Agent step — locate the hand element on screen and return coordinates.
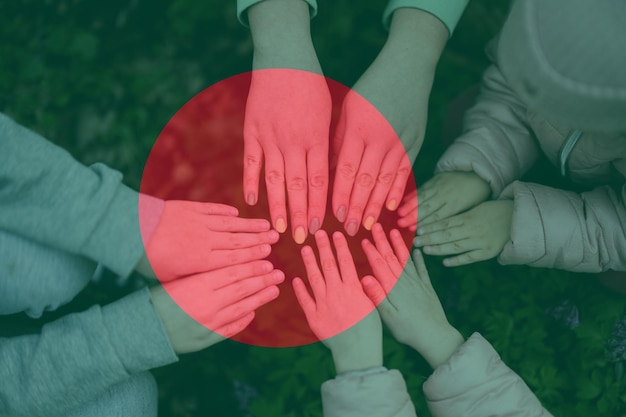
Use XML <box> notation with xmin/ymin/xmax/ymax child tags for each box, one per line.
<box><xmin>243</xmin><ymin>69</ymin><xmax>332</xmax><ymax>244</ymax></box>
<box><xmin>360</xmin><ymin>224</ymin><xmax>464</xmax><ymax>368</ymax></box>
<box><xmin>331</xmin><ymin>8</ymin><xmax>447</xmax><ymax>237</ymax></box>
<box><xmin>150</xmin><ymin>260</ymin><xmax>284</xmax><ymax>354</ymax></box>
<box><xmin>406</xmin><ymin>171</ymin><xmax>491</xmax><ymax>229</ymax></box>
<box><xmin>144</xmin><ymin>201</ymin><xmax>279</xmax><ymax>282</ymax></box>
<box><xmin>292</xmin><ymin>230</ymin><xmax>383</xmax><ymax>374</ymax></box>
<box><xmin>413</xmin><ymin>200</ymin><xmax>514</xmax><ymax>267</ymax></box>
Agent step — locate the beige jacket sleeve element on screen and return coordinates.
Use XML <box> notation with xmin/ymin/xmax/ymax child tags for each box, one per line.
<box><xmin>424</xmin><ymin>333</ymin><xmax>553</xmax><ymax>417</ymax></box>
<box><xmin>321</xmin><ymin>368</ymin><xmax>417</xmax><ymax>417</ymax></box>
<box><xmin>435</xmin><ymin>64</ymin><xmax>539</xmax><ymax>198</ymax></box>
<box><xmin>497</xmin><ymin>178</ymin><xmax>626</xmax><ymax>272</ymax></box>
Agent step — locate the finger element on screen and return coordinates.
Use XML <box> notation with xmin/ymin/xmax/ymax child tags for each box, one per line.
<box><xmin>314</xmin><ymin>230</ymin><xmax>341</xmax><ymax>286</ymax></box>
<box><xmin>242</xmin><ymin>137</ymin><xmax>263</xmax><ymax>206</ymax></box>
<box><xmin>389</xmin><ymin>228</ymin><xmax>410</xmax><ymax>265</ymax></box>
<box><xmin>217</xmin><ymin>285</ymin><xmax>280</xmax><ymax>325</ymax></box>
<box><xmin>416</xmin><ymin>216</ymin><xmax>464</xmax><ymax>236</ymax></box>
<box><xmin>264</xmin><ymin>148</ymin><xmax>288</xmax><ymax>234</ymax></box>
<box><xmin>292</xmin><ymin>277</ymin><xmax>316</xmax><ymax>317</ymax></box>
<box><xmin>177</xmin><ymin>201</ymin><xmax>239</xmax><ymax>216</ymax></box>
<box><xmin>410</xmin><ymin>248</ymin><xmax>432</xmax><ymax>286</ymax></box>
<box><xmin>212</xmin><ymin>230</ymin><xmax>279</xmax><ymax>250</ymax></box>
<box><xmin>361</xmin><ymin>275</ymin><xmax>394</xmax><ymax>315</ymax></box>
<box><xmin>397</xmin><ymin>188</ymin><xmax>418</xmax><ymax>218</ymax></box>
<box><xmin>361</xmin><ymin>238</ymin><xmax>395</xmax><ymax>293</ymax></box>
<box><xmin>385</xmin><ymin>157</ymin><xmax>412</xmax><ymax>212</ymax></box>
<box><xmin>332</xmin><ymin>231</ymin><xmax>359</xmax><ymax>285</ymax></box>
<box><xmin>397</xmin><ymin>212</ymin><xmax>418</xmax><ymax>229</ymax></box>
<box><xmin>371</xmin><ymin>223</ymin><xmax>403</xmax><ymax>277</ymax></box>
<box><xmin>344</xmin><ymin>149</ymin><xmax>385</xmax><ymax>236</ymax></box>
<box><xmin>423</xmin><ymin>239</ymin><xmax>472</xmax><ymax>256</ymax></box>
<box><xmin>413</xmin><ymin>226</ymin><xmax>466</xmax><ymax>248</ymax></box>
<box><xmin>330</xmin><ymin>107</ymin><xmax>347</xmax><ymax>171</ymax></box>
<box><xmin>442</xmin><ymin>249</ymin><xmax>486</xmax><ymax>267</ymax></box>
<box><xmin>206</xmin><ymin>216</ymin><xmax>271</xmax><ymax>233</ymax></box>
<box><xmin>210</xmin><ymin>244</ymin><xmax>272</xmax><ymax>269</ymax></box>
<box><xmin>301</xmin><ymin>245</ymin><xmax>326</xmax><ymax>300</ymax></box>
<box><xmin>306</xmin><ymin>145</ymin><xmax>328</xmax><ymax>235</ymax></box>
<box><xmin>214</xmin><ymin>312</ymin><xmax>256</xmax><ymax>339</ymax></box>
<box><xmin>362</xmin><ymin>151</ymin><xmax>402</xmax><ymax>230</ymax></box>
<box><xmin>219</xmin><ymin>270</ymin><xmax>285</xmax><ymax>305</ymax></box>
<box><xmin>285</xmin><ymin>149</ymin><xmax>309</xmax><ymax>244</ymax></box>
<box><xmin>205</xmin><ymin>260</ymin><xmax>275</xmax><ymax>288</ymax></box>
<box><xmin>332</xmin><ymin>139</ymin><xmax>364</xmax><ymax>223</ymax></box>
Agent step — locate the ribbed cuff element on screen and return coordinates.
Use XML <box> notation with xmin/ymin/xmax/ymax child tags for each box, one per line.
<box><xmin>382</xmin><ymin>0</ymin><xmax>469</xmax><ymax>34</ymax></box>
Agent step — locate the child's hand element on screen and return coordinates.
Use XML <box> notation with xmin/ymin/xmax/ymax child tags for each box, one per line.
<box><xmin>151</xmin><ymin>260</ymin><xmax>283</xmax><ymax>354</ymax></box>
<box><xmin>399</xmin><ymin>171</ymin><xmax>491</xmax><ymax>230</ymax></box>
<box><xmin>144</xmin><ymin>201</ymin><xmax>279</xmax><ymax>282</ymax></box>
<box><xmin>413</xmin><ymin>200</ymin><xmax>513</xmax><ymax>267</ymax></box>
<box><xmin>361</xmin><ymin>224</ymin><xmax>464</xmax><ymax>368</ymax></box>
<box><xmin>293</xmin><ymin>231</ymin><xmax>383</xmax><ymax>374</ymax></box>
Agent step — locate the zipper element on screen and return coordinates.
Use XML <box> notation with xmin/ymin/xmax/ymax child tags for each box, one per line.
<box><xmin>559</xmin><ymin>129</ymin><xmax>583</xmax><ymax>177</ymax></box>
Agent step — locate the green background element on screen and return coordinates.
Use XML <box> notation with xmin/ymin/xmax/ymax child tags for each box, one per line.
<box><xmin>1</xmin><ymin>0</ymin><xmax>625</xmax><ymax>416</ymax></box>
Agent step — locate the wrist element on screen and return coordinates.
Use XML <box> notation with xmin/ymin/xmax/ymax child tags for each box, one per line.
<box><xmin>408</xmin><ymin>325</ymin><xmax>465</xmax><ymax>369</ymax></box>
<box><xmin>331</xmin><ymin>348</ymin><xmax>383</xmax><ymax>374</ymax></box>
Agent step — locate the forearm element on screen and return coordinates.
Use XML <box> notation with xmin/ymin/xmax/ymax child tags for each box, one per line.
<box><xmin>331</xmin><ymin>345</ymin><xmax>383</xmax><ymax>374</ymax></box>
<box><xmin>248</xmin><ymin>0</ymin><xmax>321</xmax><ymax>72</ymax></box>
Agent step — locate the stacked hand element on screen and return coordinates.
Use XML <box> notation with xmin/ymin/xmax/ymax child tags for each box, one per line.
<box><xmin>361</xmin><ymin>224</ymin><xmax>464</xmax><ymax>369</ymax></box>
<box><xmin>292</xmin><ymin>231</ymin><xmax>383</xmax><ymax>373</ymax></box>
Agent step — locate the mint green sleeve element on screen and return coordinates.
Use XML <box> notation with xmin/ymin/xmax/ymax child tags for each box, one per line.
<box><xmin>237</xmin><ymin>0</ymin><xmax>318</xmax><ymax>27</ymax></box>
<box><xmin>382</xmin><ymin>0</ymin><xmax>470</xmax><ymax>35</ymax></box>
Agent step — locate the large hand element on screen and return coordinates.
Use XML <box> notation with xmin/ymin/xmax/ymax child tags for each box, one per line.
<box><xmin>361</xmin><ymin>224</ymin><xmax>464</xmax><ymax>368</ymax></box>
<box><xmin>243</xmin><ymin>69</ymin><xmax>332</xmax><ymax>244</ymax></box>
<box><xmin>150</xmin><ymin>260</ymin><xmax>284</xmax><ymax>354</ymax></box>
<box><xmin>399</xmin><ymin>171</ymin><xmax>491</xmax><ymax>230</ymax></box>
<box><xmin>292</xmin><ymin>230</ymin><xmax>383</xmax><ymax>373</ymax></box>
<box><xmin>413</xmin><ymin>200</ymin><xmax>513</xmax><ymax>267</ymax></box>
<box><xmin>143</xmin><ymin>201</ymin><xmax>279</xmax><ymax>282</ymax></box>
<box><xmin>330</xmin><ymin>8</ymin><xmax>448</xmax><ymax>237</ymax></box>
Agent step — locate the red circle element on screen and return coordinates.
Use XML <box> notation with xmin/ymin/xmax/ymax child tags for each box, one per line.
<box><xmin>139</xmin><ymin>70</ymin><xmax>418</xmax><ymax>347</ymax></box>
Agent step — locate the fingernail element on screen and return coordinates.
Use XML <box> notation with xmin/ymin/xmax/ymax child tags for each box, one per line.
<box><xmin>269</xmin><ymin>286</ymin><xmax>280</xmax><ymax>298</ymax></box>
<box><xmin>269</xmin><ymin>230</ymin><xmax>279</xmax><ymax>241</ymax></box>
<box><xmin>336</xmin><ymin>206</ymin><xmax>347</xmax><ymax>222</ymax></box>
<box><xmin>387</xmin><ymin>200</ymin><xmax>397</xmax><ymax>211</ymax></box>
<box><xmin>262</xmin><ymin>262</ymin><xmax>273</xmax><ymax>273</ymax></box>
<box><xmin>416</xmin><ymin>228</ymin><xmax>424</xmax><ymax>235</ymax></box>
<box><xmin>413</xmin><ymin>237</ymin><xmax>422</xmax><ymax>246</ymax></box>
<box><xmin>346</xmin><ymin>220</ymin><xmax>358</xmax><ymax>236</ymax></box>
<box><xmin>246</xmin><ymin>193</ymin><xmax>256</xmax><ymax>205</ymax></box>
<box><xmin>262</xmin><ymin>244</ymin><xmax>271</xmax><ymax>254</ymax></box>
<box><xmin>294</xmin><ymin>227</ymin><xmax>306</xmax><ymax>244</ymax></box>
<box><xmin>309</xmin><ymin>217</ymin><xmax>320</xmax><ymax>234</ymax></box>
<box><xmin>364</xmin><ymin>216</ymin><xmax>375</xmax><ymax>231</ymax></box>
<box><xmin>275</xmin><ymin>218</ymin><xmax>287</xmax><ymax>233</ymax></box>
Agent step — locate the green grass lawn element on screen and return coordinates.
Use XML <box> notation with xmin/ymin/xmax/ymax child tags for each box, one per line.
<box><xmin>1</xmin><ymin>1</ymin><xmax>625</xmax><ymax>416</ymax></box>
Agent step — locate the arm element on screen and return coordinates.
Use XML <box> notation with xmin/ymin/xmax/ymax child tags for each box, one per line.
<box><xmin>0</xmin><ymin>289</ymin><xmax>177</xmax><ymax>417</ymax></box>
<box><xmin>331</xmin><ymin>8</ymin><xmax>448</xmax><ymax>235</ymax></box>
<box><xmin>498</xmin><ymin>180</ymin><xmax>626</xmax><ymax>272</ymax></box>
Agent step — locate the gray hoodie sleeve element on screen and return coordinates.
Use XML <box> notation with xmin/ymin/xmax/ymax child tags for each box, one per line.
<box><xmin>0</xmin><ymin>288</ymin><xmax>178</xmax><ymax>417</ymax></box>
<box><xmin>0</xmin><ymin>113</ymin><xmax>164</xmax><ymax>278</ymax></box>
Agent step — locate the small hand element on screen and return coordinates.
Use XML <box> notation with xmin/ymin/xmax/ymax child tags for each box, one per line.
<box><xmin>360</xmin><ymin>224</ymin><xmax>464</xmax><ymax>368</ymax></box>
<box><xmin>151</xmin><ymin>260</ymin><xmax>283</xmax><ymax>354</ymax></box>
<box><xmin>243</xmin><ymin>69</ymin><xmax>332</xmax><ymax>243</ymax></box>
<box><xmin>144</xmin><ymin>201</ymin><xmax>279</xmax><ymax>282</ymax></box>
<box><xmin>292</xmin><ymin>230</ymin><xmax>383</xmax><ymax>373</ymax></box>
<box><xmin>400</xmin><ymin>171</ymin><xmax>491</xmax><ymax>230</ymax></box>
<box><xmin>413</xmin><ymin>200</ymin><xmax>513</xmax><ymax>267</ymax></box>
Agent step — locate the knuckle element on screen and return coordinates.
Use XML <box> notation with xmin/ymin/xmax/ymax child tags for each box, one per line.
<box><xmin>227</xmin><ymin>252</ymin><xmax>240</xmax><ymax>264</ymax></box>
<box><xmin>245</xmin><ymin>155</ymin><xmax>261</xmax><ymax>168</ymax></box>
<box><xmin>287</xmin><ymin>177</ymin><xmax>306</xmax><ymax>191</ymax></box>
<box><xmin>377</xmin><ymin>172</ymin><xmax>394</xmax><ymax>185</ymax></box>
<box><xmin>452</xmin><ymin>242</ymin><xmax>464</xmax><ymax>251</ymax></box>
<box><xmin>321</xmin><ymin>259</ymin><xmax>336</xmax><ymax>272</ymax></box>
<box><xmin>309</xmin><ymin>174</ymin><xmax>327</xmax><ymax>189</ymax></box>
<box><xmin>383</xmin><ymin>252</ymin><xmax>398</xmax><ymax>264</ymax></box>
<box><xmin>397</xmin><ymin>167</ymin><xmax>411</xmax><ymax>177</ymax></box>
<box><xmin>338</xmin><ymin>163</ymin><xmax>358</xmax><ymax>180</ymax></box>
<box><xmin>266</xmin><ymin>170</ymin><xmax>284</xmax><ymax>185</ymax></box>
<box><xmin>356</xmin><ymin>173</ymin><xmax>374</xmax><ymax>188</ymax></box>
